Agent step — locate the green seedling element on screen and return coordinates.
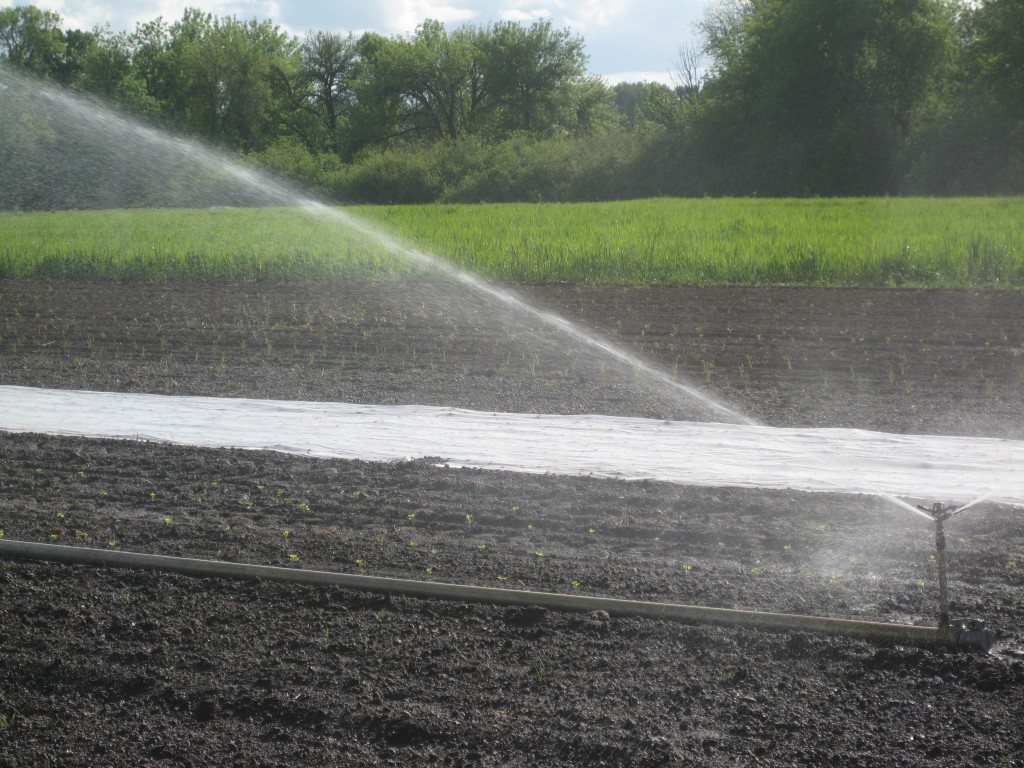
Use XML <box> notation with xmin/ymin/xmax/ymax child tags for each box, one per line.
<box><xmin>355</xmin><ymin>559</ymin><xmax>366</xmax><ymax>566</ymax></box>
<box><xmin>288</xmin><ymin>552</ymin><xmax>300</xmax><ymax>562</ymax></box>
<box><xmin>750</xmin><ymin>566</ymin><xmax>763</xmax><ymax>576</ymax></box>
<box><xmin>681</xmin><ymin>563</ymin><xmax>693</xmax><ymax>572</ymax></box>
<box><xmin>282</xmin><ymin>530</ymin><xmax>292</xmax><ymax>538</ymax></box>
<box><xmin>162</xmin><ymin>516</ymin><xmax>173</xmax><ymax>525</ymax></box>
<box><xmin>571</xmin><ymin>580</ymin><xmax>582</xmax><ymax>589</ymax></box>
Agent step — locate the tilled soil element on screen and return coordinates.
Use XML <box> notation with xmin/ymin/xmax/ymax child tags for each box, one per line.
<box><xmin>1</xmin><ymin>280</ymin><xmax>1023</xmax><ymax>767</ymax></box>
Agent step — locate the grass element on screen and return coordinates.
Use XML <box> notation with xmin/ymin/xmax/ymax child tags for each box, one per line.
<box><xmin>2</xmin><ymin>198</ymin><xmax>1023</xmax><ymax>286</ymax></box>
<box><xmin>0</xmin><ymin>207</ymin><xmax>401</xmax><ymax>281</ymax></box>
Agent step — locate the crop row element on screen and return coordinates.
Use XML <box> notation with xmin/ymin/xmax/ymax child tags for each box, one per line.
<box><xmin>1</xmin><ymin>198</ymin><xmax>1023</xmax><ymax>286</ymax></box>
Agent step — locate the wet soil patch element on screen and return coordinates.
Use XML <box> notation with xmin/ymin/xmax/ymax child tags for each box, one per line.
<box><xmin>1</xmin><ymin>280</ymin><xmax>1023</xmax><ymax>766</ymax></box>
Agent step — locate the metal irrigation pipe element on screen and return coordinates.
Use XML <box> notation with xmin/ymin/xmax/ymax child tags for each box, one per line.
<box><xmin>0</xmin><ymin>538</ymin><xmax>941</xmax><ymax>645</ymax></box>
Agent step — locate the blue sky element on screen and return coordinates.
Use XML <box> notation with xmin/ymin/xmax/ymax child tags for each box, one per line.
<box><xmin>5</xmin><ymin>0</ymin><xmax>710</xmax><ymax>85</ymax></box>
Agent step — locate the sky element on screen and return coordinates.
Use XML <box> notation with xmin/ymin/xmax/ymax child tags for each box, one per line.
<box><xmin>3</xmin><ymin>0</ymin><xmax>710</xmax><ymax>86</ymax></box>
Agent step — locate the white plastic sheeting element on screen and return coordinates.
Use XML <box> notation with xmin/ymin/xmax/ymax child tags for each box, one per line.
<box><xmin>1</xmin><ymin>385</ymin><xmax>1021</xmax><ymax>505</ymax></box>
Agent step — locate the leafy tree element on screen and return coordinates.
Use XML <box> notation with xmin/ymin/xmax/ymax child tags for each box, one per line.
<box><xmin>693</xmin><ymin>0</ymin><xmax>956</xmax><ymax>195</ymax></box>
<box><xmin>124</xmin><ymin>17</ymin><xmax>175</xmax><ymax>105</ymax></box>
<box><xmin>613</xmin><ymin>81</ymin><xmax>681</xmax><ymax>128</ymax></box>
<box><xmin>346</xmin><ymin>20</ymin><xmax>491</xmax><ymax>151</ymax></box>
<box><xmin>0</xmin><ymin>5</ymin><xmax>65</xmax><ymax>76</ymax></box>
<box><xmin>346</xmin><ymin>32</ymin><xmax>411</xmax><ymax>153</ymax></box>
<box><xmin>905</xmin><ymin>0</ymin><xmax>1024</xmax><ymax>194</ymax></box>
<box><xmin>969</xmin><ymin>0</ymin><xmax>1024</xmax><ymax>119</ymax></box>
<box><xmin>478</xmin><ymin>20</ymin><xmax>588</xmax><ymax>134</ymax></box>
<box><xmin>560</xmin><ymin>76</ymin><xmax>617</xmax><ymax>134</ymax></box>
<box><xmin>302</xmin><ymin>30</ymin><xmax>358</xmax><ymax>139</ymax></box>
<box><xmin>400</xmin><ymin>20</ymin><xmax>488</xmax><ymax>140</ymax></box>
<box><xmin>162</xmin><ymin>11</ymin><xmax>300</xmax><ymax>151</ymax></box>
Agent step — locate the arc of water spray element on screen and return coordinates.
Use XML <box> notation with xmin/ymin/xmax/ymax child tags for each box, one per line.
<box><xmin>296</xmin><ymin>200</ymin><xmax>759</xmax><ymax>427</ymax></box>
<box><xmin>9</xmin><ymin>64</ymin><xmax>755</xmax><ymax>427</ymax></box>
<box><xmin>10</xmin><ymin>71</ymin><xmax>1012</xmax><ymax>508</ymax></box>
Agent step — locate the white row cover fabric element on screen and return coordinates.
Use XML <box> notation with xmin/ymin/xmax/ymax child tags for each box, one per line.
<box><xmin>1</xmin><ymin>385</ymin><xmax>1021</xmax><ymax>507</ymax></box>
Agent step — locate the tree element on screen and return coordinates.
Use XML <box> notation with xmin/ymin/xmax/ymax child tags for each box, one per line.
<box><xmin>478</xmin><ymin>20</ymin><xmax>588</xmax><ymax>134</ymax></box>
<box><xmin>672</xmin><ymin>42</ymin><xmax>707</xmax><ymax>102</ymax></box>
<box><xmin>690</xmin><ymin>0</ymin><xmax>957</xmax><ymax>195</ymax></box>
<box><xmin>905</xmin><ymin>0</ymin><xmax>1024</xmax><ymax>194</ymax></box>
<box><xmin>163</xmin><ymin>11</ymin><xmax>300</xmax><ymax>151</ymax></box>
<box><xmin>125</xmin><ymin>17</ymin><xmax>174</xmax><ymax>104</ymax></box>
<box><xmin>613</xmin><ymin>81</ymin><xmax>680</xmax><ymax>128</ymax></box>
<box><xmin>970</xmin><ymin>0</ymin><xmax>1024</xmax><ymax>119</ymax></box>
<box><xmin>300</xmin><ymin>30</ymin><xmax>359</xmax><ymax>147</ymax></box>
<box><xmin>0</xmin><ymin>5</ymin><xmax>65</xmax><ymax>76</ymax></box>
<box><xmin>401</xmin><ymin>20</ymin><xmax>487</xmax><ymax>140</ymax></box>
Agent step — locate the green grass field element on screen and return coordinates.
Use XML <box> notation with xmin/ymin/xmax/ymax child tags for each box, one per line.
<box><xmin>2</xmin><ymin>198</ymin><xmax>1022</xmax><ymax>286</ymax></box>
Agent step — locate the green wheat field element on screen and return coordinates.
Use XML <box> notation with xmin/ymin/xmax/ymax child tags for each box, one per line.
<box><xmin>2</xmin><ymin>198</ymin><xmax>1022</xmax><ymax>286</ymax></box>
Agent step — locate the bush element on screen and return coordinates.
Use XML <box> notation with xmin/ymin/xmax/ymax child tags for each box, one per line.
<box><xmin>241</xmin><ymin>128</ymin><xmax>702</xmax><ymax>205</ymax></box>
<box><xmin>330</xmin><ymin>145</ymin><xmax>444</xmax><ymax>204</ymax></box>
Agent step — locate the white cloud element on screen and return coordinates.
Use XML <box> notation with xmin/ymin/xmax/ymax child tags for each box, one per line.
<box><xmin>379</xmin><ymin>0</ymin><xmax>479</xmax><ymax>35</ymax></box>
<box><xmin>498</xmin><ymin>8</ymin><xmax>550</xmax><ymax>23</ymax></box>
<box><xmin>563</xmin><ymin>0</ymin><xmax>632</xmax><ymax>29</ymax></box>
<box><xmin>601</xmin><ymin>69</ymin><xmax>674</xmax><ymax>87</ymax></box>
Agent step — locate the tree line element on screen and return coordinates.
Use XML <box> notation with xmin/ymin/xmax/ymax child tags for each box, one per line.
<box><xmin>1</xmin><ymin>1</ymin><xmax>1022</xmax><ymax>202</ymax></box>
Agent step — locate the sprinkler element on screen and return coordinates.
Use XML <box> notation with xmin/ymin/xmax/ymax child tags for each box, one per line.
<box><xmin>917</xmin><ymin>501</ymin><xmax>994</xmax><ymax>653</ymax></box>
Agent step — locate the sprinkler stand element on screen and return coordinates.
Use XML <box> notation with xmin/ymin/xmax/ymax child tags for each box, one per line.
<box><xmin>917</xmin><ymin>501</ymin><xmax>994</xmax><ymax>653</ymax></box>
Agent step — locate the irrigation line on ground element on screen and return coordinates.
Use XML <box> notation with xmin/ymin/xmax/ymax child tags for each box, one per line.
<box><xmin>0</xmin><ymin>539</ymin><xmax>941</xmax><ymax>645</ymax></box>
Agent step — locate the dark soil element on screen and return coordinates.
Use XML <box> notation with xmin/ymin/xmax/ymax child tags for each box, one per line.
<box><xmin>1</xmin><ymin>280</ymin><xmax>1023</xmax><ymax>767</ymax></box>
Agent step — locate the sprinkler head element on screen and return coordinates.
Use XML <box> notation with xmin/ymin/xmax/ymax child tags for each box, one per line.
<box><xmin>917</xmin><ymin>501</ymin><xmax>956</xmax><ymax>522</ymax></box>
